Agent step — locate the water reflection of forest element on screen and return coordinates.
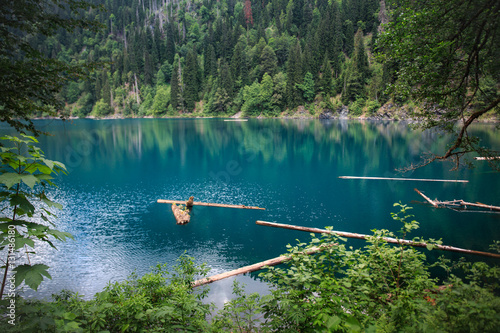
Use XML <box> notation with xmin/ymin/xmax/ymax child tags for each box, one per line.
<box><xmin>42</xmin><ymin>119</ymin><xmax>499</xmax><ymax>175</ymax></box>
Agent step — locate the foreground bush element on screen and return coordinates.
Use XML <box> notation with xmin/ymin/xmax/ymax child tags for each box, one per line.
<box><xmin>1</xmin><ymin>204</ymin><xmax>499</xmax><ymax>332</ymax></box>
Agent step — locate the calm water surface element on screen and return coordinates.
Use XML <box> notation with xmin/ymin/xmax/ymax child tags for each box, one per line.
<box><xmin>2</xmin><ymin>118</ymin><xmax>499</xmax><ymax>306</ymax></box>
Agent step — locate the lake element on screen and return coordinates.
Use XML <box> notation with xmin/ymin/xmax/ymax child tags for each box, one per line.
<box><xmin>2</xmin><ymin>118</ymin><xmax>499</xmax><ymax>306</ymax></box>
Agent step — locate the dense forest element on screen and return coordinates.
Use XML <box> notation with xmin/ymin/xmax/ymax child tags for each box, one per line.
<box><xmin>34</xmin><ymin>0</ymin><xmax>389</xmax><ymax>118</ymax></box>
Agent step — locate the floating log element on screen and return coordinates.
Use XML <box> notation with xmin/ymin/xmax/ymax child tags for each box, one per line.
<box><xmin>224</xmin><ymin>119</ymin><xmax>248</xmax><ymax>122</ymax></box>
<box><xmin>158</xmin><ymin>199</ymin><xmax>265</xmax><ymax>210</ymax></box>
<box><xmin>414</xmin><ymin>189</ymin><xmax>438</xmax><ymax>208</ymax></box>
<box><xmin>339</xmin><ymin>176</ymin><xmax>468</xmax><ymax>183</ymax></box>
<box><xmin>414</xmin><ymin>189</ymin><xmax>500</xmax><ymax>212</ymax></box>
<box><xmin>192</xmin><ymin>244</ymin><xmax>333</xmax><ymax>288</ymax></box>
<box><xmin>255</xmin><ymin>221</ymin><xmax>500</xmax><ymax>259</ymax></box>
<box><xmin>171</xmin><ymin>204</ymin><xmax>191</xmax><ymax>224</ymax></box>
<box><xmin>475</xmin><ymin>156</ymin><xmax>500</xmax><ymax>160</ymax></box>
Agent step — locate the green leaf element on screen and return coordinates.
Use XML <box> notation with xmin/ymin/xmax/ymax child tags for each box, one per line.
<box><xmin>345</xmin><ymin>316</ymin><xmax>361</xmax><ymax>332</ymax></box>
<box><xmin>35</xmin><ymin>174</ymin><xmax>54</xmax><ymax>182</ymax></box>
<box><xmin>35</xmin><ymin>163</ymin><xmax>52</xmax><ymax>175</ymax></box>
<box><xmin>20</xmin><ymin>174</ymin><xmax>39</xmax><ymax>189</ymax></box>
<box><xmin>42</xmin><ymin>158</ymin><xmax>55</xmax><ymax>170</ymax></box>
<box><xmin>0</xmin><ymin>173</ymin><xmax>22</xmax><ymax>189</ymax></box>
<box><xmin>10</xmin><ymin>194</ymin><xmax>36</xmax><ymax>215</ymax></box>
<box><xmin>47</xmin><ymin>229</ymin><xmax>74</xmax><ymax>241</ymax></box>
<box><xmin>63</xmin><ymin>312</ymin><xmax>77</xmax><ymax>321</ymax></box>
<box><xmin>15</xmin><ymin>237</ymin><xmax>35</xmax><ymax>250</ymax></box>
<box><xmin>325</xmin><ymin>315</ymin><xmax>341</xmax><ymax>329</ymax></box>
<box><xmin>41</xmin><ymin>193</ymin><xmax>63</xmax><ymax>210</ymax></box>
<box><xmin>14</xmin><ymin>264</ymin><xmax>52</xmax><ymax>290</ymax></box>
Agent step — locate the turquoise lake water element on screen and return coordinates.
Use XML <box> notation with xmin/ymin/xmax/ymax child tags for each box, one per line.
<box><xmin>2</xmin><ymin>118</ymin><xmax>499</xmax><ymax>306</ymax></box>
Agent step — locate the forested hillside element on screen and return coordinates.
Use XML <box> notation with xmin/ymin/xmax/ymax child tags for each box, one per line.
<box><xmin>38</xmin><ymin>0</ymin><xmax>388</xmax><ymax>118</ymax></box>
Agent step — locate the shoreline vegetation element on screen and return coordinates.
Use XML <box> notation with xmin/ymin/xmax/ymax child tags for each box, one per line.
<box><xmin>2</xmin><ymin>204</ymin><xmax>500</xmax><ymax>332</ymax></box>
<box><xmin>34</xmin><ymin>102</ymin><xmax>500</xmax><ymax>123</ymax></box>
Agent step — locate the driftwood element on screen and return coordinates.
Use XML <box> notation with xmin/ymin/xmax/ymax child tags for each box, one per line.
<box><xmin>339</xmin><ymin>176</ymin><xmax>468</xmax><ymax>183</ymax></box>
<box><xmin>475</xmin><ymin>156</ymin><xmax>500</xmax><ymax>160</ymax></box>
<box><xmin>414</xmin><ymin>189</ymin><xmax>438</xmax><ymax>208</ymax></box>
<box><xmin>158</xmin><ymin>199</ymin><xmax>265</xmax><ymax>210</ymax></box>
<box><xmin>192</xmin><ymin>245</ymin><xmax>333</xmax><ymax>288</ymax></box>
<box><xmin>415</xmin><ymin>188</ymin><xmax>500</xmax><ymax>212</ymax></box>
<box><xmin>255</xmin><ymin>221</ymin><xmax>500</xmax><ymax>259</ymax></box>
<box><xmin>171</xmin><ymin>204</ymin><xmax>191</xmax><ymax>224</ymax></box>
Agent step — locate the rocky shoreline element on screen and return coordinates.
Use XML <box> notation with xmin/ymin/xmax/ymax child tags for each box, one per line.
<box><xmin>33</xmin><ymin>103</ymin><xmax>499</xmax><ymax>123</ymax></box>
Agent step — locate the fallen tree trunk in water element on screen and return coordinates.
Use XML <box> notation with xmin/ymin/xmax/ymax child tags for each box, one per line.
<box><xmin>415</xmin><ymin>188</ymin><xmax>500</xmax><ymax>212</ymax></box>
<box><xmin>158</xmin><ymin>199</ymin><xmax>265</xmax><ymax>210</ymax></box>
<box><xmin>339</xmin><ymin>176</ymin><xmax>468</xmax><ymax>183</ymax></box>
<box><xmin>172</xmin><ymin>204</ymin><xmax>191</xmax><ymax>224</ymax></box>
<box><xmin>192</xmin><ymin>244</ymin><xmax>334</xmax><ymax>287</ymax></box>
<box><xmin>255</xmin><ymin>221</ymin><xmax>500</xmax><ymax>259</ymax></box>
<box><xmin>414</xmin><ymin>188</ymin><xmax>438</xmax><ymax>208</ymax></box>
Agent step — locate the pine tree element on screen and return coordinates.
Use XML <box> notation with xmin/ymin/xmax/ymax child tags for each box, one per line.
<box><xmin>344</xmin><ymin>20</ymin><xmax>355</xmax><ymax>56</ymax></box>
<box><xmin>165</xmin><ymin>22</ymin><xmax>176</xmax><ymax>64</ymax></box>
<box><xmin>156</xmin><ymin>68</ymin><xmax>166</xmax><ymax>86</ymax></box>
<box><xmin>260</xmin><ymin>45</ymin><xmax>278</xmax><ymax>79</ymax></box>
<box><xmin>220</xmin><ymin>60</ymin><xmax>234</xmax><ymax>97</ymax></box>
<box><xmin>144</xmin><ymin>52</ymin><xmax>154</xmax><ymax>85</ymax></box>
<box><xmin>286</xmin><ymin>41</ymin><xmax>303</xmax><ymax>108</ymax></box>
<box><xmin>94</xmin><ymin>73</ymin><xmax>102</xmax><ymax>101</ymax></box>
<box><xmin>319</xmin><ymin>52</ymin><xmax>333</xmax><ymax>96</ymax></box>
<box><xmin>231</xmin><ymin>41</ymin><xmax>248</xmax><ymax>88</ymax></box>
<box><xmin>102</xmin><ymin>70</ymin><xmax>112</xmax><ymax>108</ymax></box>
<box><xmin>183</xmin><ymin>49</ymin><xmax>200</xmax><ymax>111</ymax></box>
<box><xmin>170</xmin><ymin>55</ymin><xmax>181</xmax><ymax>110</ymax></box>
<box><xmin>352</xmin><ymin>28</ymin><xmax>369</xmax><ymax>82</ymax></box>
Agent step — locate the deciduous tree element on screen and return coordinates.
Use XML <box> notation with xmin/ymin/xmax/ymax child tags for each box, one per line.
<box><xmin>0</xmin><ymin>0</ymin><xmax>102</xmax><ymax>135</ymax></box>
<box><xmin>379</xmin><ymin>0</ymin><xmax>500</xmax><ymax>169</ymax></box>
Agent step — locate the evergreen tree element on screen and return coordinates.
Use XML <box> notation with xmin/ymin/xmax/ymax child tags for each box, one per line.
<box><xmin>319</xmin><ymin>52</ymin><xmax>333</xmax><ymax>96</ymax></box>
<box><xmin>95</xmin><ymin>73</ymin><xmax>102</xmax><ymax>101</ymax></box>
<box><xmin>344</xmin><ymin>20</ymin><xmax>354</xmax><ymax>56</ymax></box>
<box><xmin>330</xmin><ymin>2</ymin><xmax>343</xmax><ymax>76</ymax></box>
<box><xmin>144</xmin><ymin>52</ymin><xmax>154</xmax><ymax>85</ymax></box>
<box><xmin>231</xmin><ymin>41</ymin><xmax>248</xmax><ymax>88</ymax></box>
<box><xmin>342</xmin><ymin>59</ymin><xmax>363</xmax><ymax>103</ymax></box>
<box><xmin>204</xmin><ymin>44</ymin><xmax>217</xmax><ymax>80</ymax></box>
<box><xmin>183</xmin><ymin>49</ymin><xmax>200</xmax><ymax>111</ymax></box>
<box><xmin>260</xmin><ymin>45</ymin><xmax>278</xmax><ymax>79</ymax></box>
<box><xmin>170</xmin><ymin>55</ymin><xmax>181</xmax><ymax>110</ymax></box>
<box><xmin>165</xmin><ymin>22</ymin><xmax>176</xmax><ymax>64</ymax></box>
<box><xmin>296</xmin><ymin>72</ymin><xmax>315</xmax><ymax>103</ymax></box>
<box><xmin>156</xmin><ymin>68</ymin><xmax>166</xmax><ymax>86</ymax></box>
<box><xmin>352</xmin><ymin>28</ymin><xmax>369</xmax><ymax>82</ymax></box>
<box><xmin>102</xmin><ymin>70</ymin><xmax>111</xmax><ymax>107</ymax></box>
<box><xmin>286</xmin><ymin>41</ymin><xmax>303</xmax><ymax>108</ymax></box>
<box><xmin>220</xmin><ymin>60</ymin><xmax>234</xmax><ymax>98</ymax></box>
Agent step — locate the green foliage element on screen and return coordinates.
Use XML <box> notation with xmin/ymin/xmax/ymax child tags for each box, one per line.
<box><xmin>91</xmin><ymin>99</ymin><xmax>112</xmax><ymax>117</ymax></box>
<box><xmin>150</xmin><ymin>85</ymin><xmax>171</xmax><ymax>116</ymax></box>
<box><xmin>366</xmin><ymin>100</ymin><xmax>381</xmax><ymax>114</ymax></box>
<box><xmin>1</xmin><ymin>204</ymin><xmax>499</xmax><ymax>331</ymax></box>
<box><xmin>296</xmin><ymin>72</ymin><xmax>316</xmax><ymax>103</ymax></box>
<box><xmin>211</xmin><ymin>281</ymin><xmax>269</xmax><ymax>332</ymax></box>
<box><xmin>0</xmin><ymin>0</ymin><xmax>103</xmax><ymax>135</ymax></box>
<box><xmin>349</xmin><ymin>98</ymin><xmax>365</xmax><ymax>116</ymax></box>
<box><xmin>0</xmin><ymin>135</ymin><xmax>71</xmax><ymax>295</ymax></box>
<box><xmin>378</xmin><ymin>0</ymin><xmax>500</xmax><ymax>164</ymax></box>
<box><xmin>255</xmin><ymin>203</ymin><xmax>500</xmax><ymax>332</ymax></box>
<box><xmin>8</xmin><ymin>0</ymin><xmax>402</xmax><ymax>119</ymax></box>
<box><xmin>0</xmin><ymin>255</ymin><xmax>212</xmax><ymax>331</ymax></box>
